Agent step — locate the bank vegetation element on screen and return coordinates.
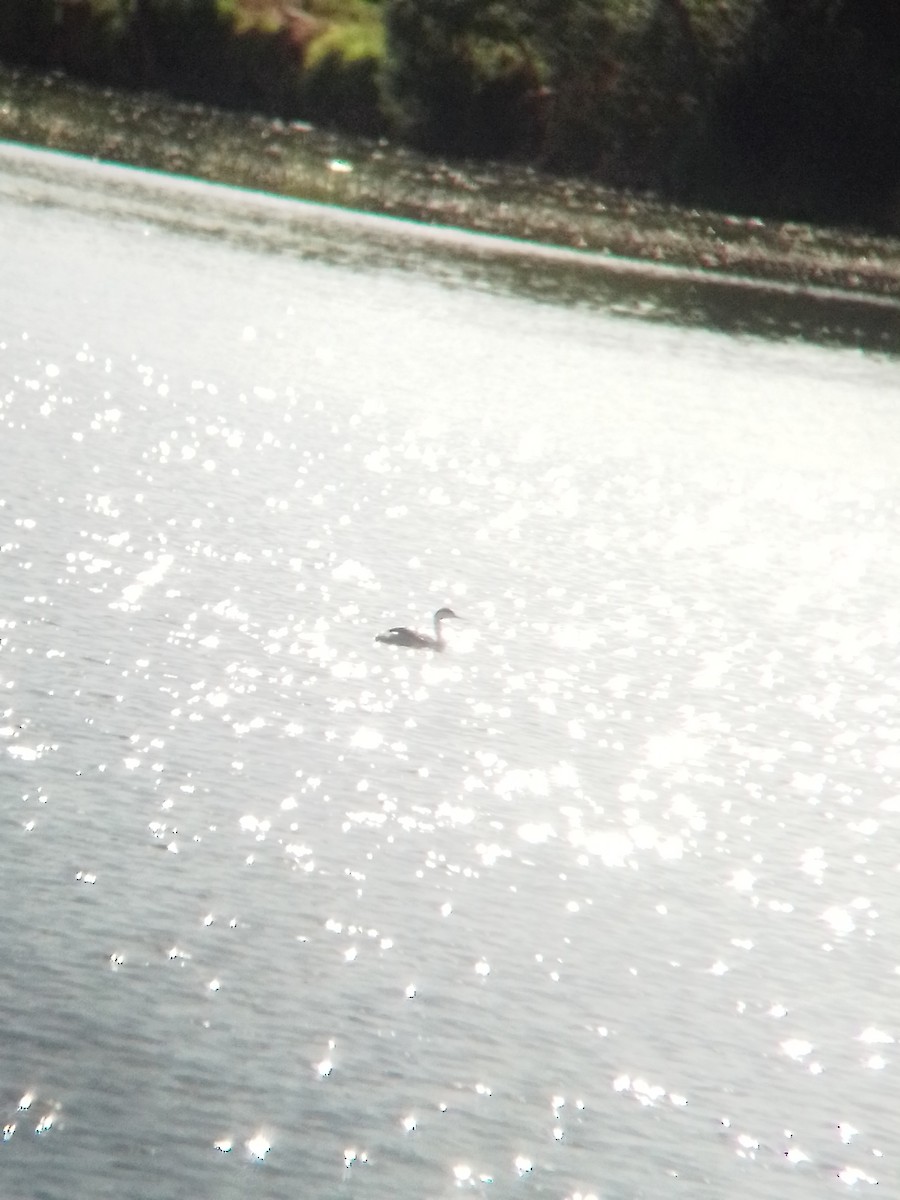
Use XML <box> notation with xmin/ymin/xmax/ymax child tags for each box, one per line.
<box><xmin>3</xmin><ymin>1</ymin><xmax>900</xmax><ymax>233</ymax></box>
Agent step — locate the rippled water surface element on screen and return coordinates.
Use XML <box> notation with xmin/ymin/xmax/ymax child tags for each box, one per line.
<box><xmin>2</xmin><ymin>143</ymin><xmax>900</xmax><ymax>1200</ymax></box>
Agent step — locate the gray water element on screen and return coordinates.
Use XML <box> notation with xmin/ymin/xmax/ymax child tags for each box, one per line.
<box><xmin>2</xmin><ymin>141</ymin><xmax>900</xmax><ymax>1199</ymax></box>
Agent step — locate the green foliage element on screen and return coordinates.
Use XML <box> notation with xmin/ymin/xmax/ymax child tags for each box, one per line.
<box><xmin>517</xmin><ymin>1</ymin><xmax>761</xmax><ymax>189</ymax></box>
<box><xmin>701</xmin><ymin>0</ymin><xmax>900</xmax><ymax>223</ymax></box>
<box><xmin>302</xmin><ymin>17</ymin><xmax>387</xmax><ymax>135</ymax></box>
<box><xmin>3</xmin><ymin>0</ymin><xmax>900</xmax><ymax>227</ymax></box>
<box><xmin>305</xmin><ymin>0</ymin><xmax>383</xmax><ymax>21</ymax></box>
<box><xmin>382</xmin><ymin>0</ymin><xmax>544</xmax><ymax>156</ymax></box>
<box><xmin>306</xmin><ymin>20</ymin><xmax>384</xmax><ymax>70</ymax></box>
<box><xmin>380</xmin><ymin>0</ymin><xmax>762</xmax><ymax>180</ymax></box>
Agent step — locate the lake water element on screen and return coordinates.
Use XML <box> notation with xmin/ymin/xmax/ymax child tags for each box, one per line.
<box><xmin>1</xmin><ymin>141</ymin><xmax>899</xmax><ymax>1199</ymax></box>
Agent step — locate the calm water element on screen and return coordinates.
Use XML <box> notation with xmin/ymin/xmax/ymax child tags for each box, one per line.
<box><xmin>2</xmin><ymin>141</ymin><xmax>900</xmax><ymax>1199</ymax></box>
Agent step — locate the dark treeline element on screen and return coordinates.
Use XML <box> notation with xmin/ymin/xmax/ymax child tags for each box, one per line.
<box><xmin>3</xmin><ymin>0</ymin><xmax>900</xmax><ymax>231</ymax></box>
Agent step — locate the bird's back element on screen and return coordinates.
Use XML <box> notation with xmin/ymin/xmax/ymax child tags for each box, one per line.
<box><xmin>375</xmin><ymin>626</ymin><xmax>435</xmax><ymax>649</ymax></box>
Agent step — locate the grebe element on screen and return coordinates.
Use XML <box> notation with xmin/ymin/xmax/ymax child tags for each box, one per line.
<box><xmin>375</xmin><ymin>607</ymin><xmax>460</xmax><ymax>651</ymax></box>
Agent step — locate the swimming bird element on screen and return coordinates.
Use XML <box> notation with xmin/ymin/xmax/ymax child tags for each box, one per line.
<box><xmin>375</xmin><ymin>607</ymin><xmax>460</xmax><ymax>651</ymax></box>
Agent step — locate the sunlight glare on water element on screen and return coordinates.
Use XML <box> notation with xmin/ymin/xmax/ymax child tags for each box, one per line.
<box><xmin>1</xmin><ymin>147</ymin><xmax>900</xmax><ymax>1200</ymax></box>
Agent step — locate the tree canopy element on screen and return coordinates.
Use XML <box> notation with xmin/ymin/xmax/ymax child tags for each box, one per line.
<box><xmin>2</xmin><ymin>0</ymin><xmax>900</xmax><ymax>229</ymax></box>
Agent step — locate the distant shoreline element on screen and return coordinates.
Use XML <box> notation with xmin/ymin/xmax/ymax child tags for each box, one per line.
<box><xmin>4</xmin><ymin>67</ymin><xmax>900</xmax><ymax>304</ymax></box>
